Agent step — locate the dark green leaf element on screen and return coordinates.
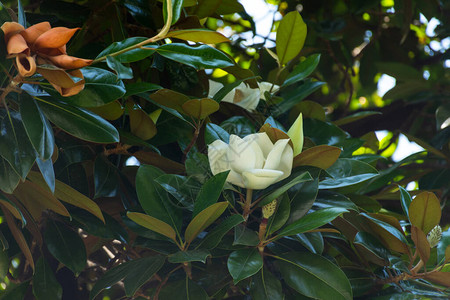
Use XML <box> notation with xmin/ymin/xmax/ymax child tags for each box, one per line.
<box><xmin>44</xmin><ymin>221</ymin><xmax>86</xmax><ymax>274</ymax></box>
<box><xmin>106</xmin><ymin>56</ymin><xmax>133</xmax><ymax>80</ymax></box>
<box><xmin>233</xmin><ymin>224</ymin><xmax>259</xmax><ymax>246</ymax></box>
<box><xmin>185</xmin><ymin>202</ymin><xmax>228</xmax><ymax>244</ymax></box>
<box><xmin>354</xmin><ymin>231</ymin><xmax>390</xmax><ymax>261</ymax></box>
<box><xmin>267</xmin><ymin>193</ymin><xmax>290</xmax><ymax>235</ymax></box>
<box><xmin>313</xmin><ymin>191</ymin><xmax>359</xmax><ymax>212</ymax></box>
<box><xmin>227</xmin><ymin>248</ymin><xmax>263</xmax><ymax>284</ymax></box>
<box><xmin>275</xmin><ymin>80</ymin><xmax>325</xmax><ymax>116</ymax></box>
<box><xmin>155</xmin><ymin>43</ymin><xmax>235</xmax><ymax>69</ymax></box>
<box><xmin>398</xmin><ymin>185</ymin><xmax>412</xmax><ymax>219</ymax></box>
<box><xmin>32</xmin><ymin>258</ymin><xmax>62</xmax><ymax>300</ymax></box>
<box><xmin>164</xmin><ymin>0</ymin><xmax>183</xmax><ymax>24</ymax></box>
<box><xmin>205</xmin><ymin>123</ymin><xmax>230</xmax><ymax>145</ymax></box>
<box><xmin>37</xmin><ymin>97</ymin><xmax>119</xmax><ymax>143</ymax></box>
<box><xmin>283</xmin><ymin>54</ymin><xmax>321</xmax><ymax>87</ymax></box>
<box><xmin>159</xmin><ymin>277</ymin><xmax>208</xmax><ymax>300</ymax></box>
<box><xmin>318</xmin><ymin>158</ymin><xmax>378</xmax><ymax>189</ymax></box>
<box><xmin>294</xmin><ymin>232</ymin><xmax>324</xmax><ymax>254</ymax></box>
<box><xmin>278</xmin><ymin>207</ymin><xmax>348</xmax><ymax>237</ymax></box>
<box><xmin>276</xmin><ymin>252</ymin><xmax>352</xmax><ymax>300</ymax></box>
<box><xmin>361</xmin><ymin>213</ymin><xmax>408</xmax><ymax>244</ymax></box>
<box><xmin>124</xmin><ymin>82</ymin><xmax>162</xmax><ymax>97</ymax></box>
<box><xmin>89</xmin><ymin>256</ymin><xmax>165</xmax><ymax>299</ymax></box>
<box><xmin>96</xmin><ymin>37</ymin><xmax>156</xmax><ymax>63</ymax></box>
<box><xmin>193</xmin><ymin>170</ymin><xmax>229</xmax><ymax>217</ymax></box>
<box><xmin>0</xmin><ymin>110</ymin><xmax>36</xmax><ymax>179</ymax></box>
<box><xmin>155</xmin><ymin>174</ymin><xmax>201</xmax><ymax>209</ymax></box>
<box><xmin>287</xmin><ymin>175</ymin><xmax>319</xmax><ymax>224</ymax></box>
<box><xmin>250</xmin><ymin>268</ymin><xmax>283</xmax><ymax>300</ymax></box>
<box><xmin>197</xmin><ymin>214</ymin><xmax>245</xmax><ymax>249</ymax></box>
<box><xmin>168</xmin><ymin>249</ymin><xmax>210</xmax><ymax>263</ymax></box>
<box><xmin>259</xmin><ymin>172</ymin><xmax>312</xmax><ymax>206</ymax></box>
<box><xmin>0</xmin><ymin>281</ymin><xmax>30</xmax><ymax>300</ymax></box>
<box><xmin>93</xmin><ymin>155</ymin><xmax>119</xmax><ymax>198</ymax></box>
<box><xmin>0</xmin><ymin>157</ymin><xmax>21</xmax><ymax>193</ymax></box>
<box><xmin>136</xmin><ymin>165</ymin><xmax>182</xmax><ymax>233</ymax></box>
<box><xmin>17</xmin><ymin>0</ymin><xmax>26</xmax><ymax>27</ymax></box>
<box><xmin>36</xmin><ymin>156</ymin><xmax>55</xmax><ymax>193</ymax></box>
<box><xmin>20</xmin><ymin>79</ymin><xmax>54</xmax><ymax>161</ymax></box>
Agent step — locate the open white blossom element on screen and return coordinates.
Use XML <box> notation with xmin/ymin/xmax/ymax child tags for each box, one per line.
<box><xmin>208</xmin><ymin>132</ymin><xmax>293</xmax><ymax>190</ymax></box>
<box><xmin>208</xmin><ymin>80</ymin><xmax>279</xmax><ymax>111</ymax></box>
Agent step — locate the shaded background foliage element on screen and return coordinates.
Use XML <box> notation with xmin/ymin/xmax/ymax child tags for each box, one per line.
<box><xmin>0</xmin><ymin>0</ymin><xmax>449</xmax><ymax>299</ymax></box>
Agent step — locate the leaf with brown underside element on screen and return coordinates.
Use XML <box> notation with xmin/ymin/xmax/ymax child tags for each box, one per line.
<box><xmin>293</xmin><ymin>145</ymin><xmax>341</xmax><ymax>169</ymax></box>
<box><xmin>411</xmin><ymin>225</ymin><xmax>430</xmax><ymax>264</ymax></box>
<box><xmin>409</xmin><ymin>191</ymin><xmax>441</xmax><ymax>234</ymax></box>
<box><xmin>423</xmin><ymin>272</ymin><xmax>450</xmax><ymax>287</ymax></box>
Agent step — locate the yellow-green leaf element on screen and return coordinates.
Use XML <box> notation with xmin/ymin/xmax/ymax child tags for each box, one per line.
<box><xmin>0</xmin><ymin>199</ymin><xmax>22</xmax><ymax>223</ymax></box>
<box><xmin>409</xmin><ymin>191</ymin><xmax>441</xmax><ymax>234</ymax></box>
<box><xmin>185</xmin><ymin>202</ymin><xmax>228</xmax><ymax>245</ymax></box>
<box><xmin>126</xmin><ymin>101</ymin><xmax>157</xmax><ymax>140</ymax></box>
<box><xmin>127</xmin><ymin>212</ymin><xmax>177</xmax><ymax>243</ymax></box>
<box><xmin>166</xmin><ymin>29</ymin><xmax>230</xmax><ymax>44</ymax></box>
<box><xmin>293</xmin><ymin>145</ymin><xmax>341</xmax><ymax>169</ymax></box>
<box><xmin>297</xmin><ymin>100</ymin><xmax>326</xmax><ymax>121</ymax></box>
<box><xmin>88</xmin><ymin>100</ymin><xmax>124</xmax><ymax>121</ymax></box>
<box><xmin>149</xmin><ymin>89</ymin><xmax>190</xmax><ymax>113</ymax></box>
<box><xmin>182</xmin><ymin>98</ymin><xmax>220</xmax><ymax>119</ymax></box>
<box><xmin>276</xmin><ymin>11</ymin><xmax>307</xmax><ymax>66</ymax></box>
<box><xmin>411</xmin><ymin>225</ymin><xmax>430</xmax><ymax>264</ymax></box>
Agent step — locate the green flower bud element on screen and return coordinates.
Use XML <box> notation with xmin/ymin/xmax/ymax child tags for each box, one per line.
<box><xmin>427</xmin><ymin>225</ymin><xmax>442</xmax><ymax>248</ymax></box>
<box><xmin>262</xmin><ymin>200</ymin><xmax>278</xmax><ymax>219</ymax></box>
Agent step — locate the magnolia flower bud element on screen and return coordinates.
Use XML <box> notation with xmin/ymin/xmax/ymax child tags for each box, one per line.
<box><xmin>208</xmin><ymin>132</ymin><xmax>293</xmax><ymax>190</ymax></box>
<box><xmin>262</xmin><ymin>200</ymin><xmax>278</xmax><ymax>219</ymax></box>
<box><xmin>427</xmin><ymin>225</ymin><xmax>442</xmax><ymax>248</ymax></box>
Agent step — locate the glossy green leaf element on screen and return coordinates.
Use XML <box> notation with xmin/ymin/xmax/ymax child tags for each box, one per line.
<box><xmin>44</xmin><ymin>221</ymin><xmax>87</xmax><ymax>274</ymax></box>
<box><xmin>277</xmin><ymin>207</ymin><xmax>348</xmax><ymax>237</ymax></box>
<box><xmin>106</xmin><ymin>56</ymin><xmax>133</xmax><ymax>80</ymax></box>
<box><xmin>166</xmin><ymin>29</ymin><xmax>230</xmax><ymax>44</ymax></box>
<box><xmin>267</xmin><ymin>194</ymin><xmax>290</xmax><ymax>235</ymax></box>
<box><xmin>197</xmin><ymin>214</ymin><xmax>245</xmax><ymax>249</ymax></box>
<box><xmin>276</xmin><ymin>11</ymin><xmax>307</xmax><ymax>65</ymax></box>
<box><xmin>250</xmin><ymin>268</ymin><xmax>283</xmax><ymax>300</ymax></box>
<box><xmin>295</xmin><ymin>232</ymin><xmax>324</xmax><ymax>254</ymax></box>
<box><xmin>276</xmin><ymin>252</ymin><xmax>352</xmax><ymax>300</ymax></box>
<box><xmin>94</xmin><ymin>155</ymin><xmax>119</xmax><ymax>198</ymax></box>
<box><xmin>0</xmin><ymin>157</ymin><xmax>21</xmax><ymax>193</ymax></box>
<box><xmin>126</xmin><ymin>101</ymin><xmax>157</xmax><ymax>140</ymax></box>
<box><xmin>227</xmin><ymin>248</ymin><xmax>263</xmax><ymax>284</ymax></box>
<box><xmin>398</xmin><ymin>185</ymin><xmax>412</xmax><ymax>219</ymax></box>
<box><xmin>136</xmin><ymin>165</ymin><xmax>182</xmax><ymax>233</ymax></box>
<box><xmin>96</xmin><ymin>37</ymin><xmax>156</xmax><ymax>63</ymax></box>
<box><xmin>409</xmin><ymin>191</ymin><xmax>441</xmax><ymax>234</ymax></box>
<box><xmin>274</xmin><ymin>80</ymin><xmax>325</xmax><ymax>117</ymax></box>
<box><xmin>124</xmin><ymin>82</ymin><xmax>162</xmax><ymax>98</ymax></box>
<box><xmin>234</xmin><ymin>224</ymin><xmax>259</xmax><ymax>246</ymax></box>
<box><xmin>193</xmin><ymin>0</ymin><xmax>222</xmax><ymax>18</ymax></box>
<box><xmin>0</xmin><ymin>110</ymin><xmax>36</xmax><ymax>179</ymax></box>
<box><xmin>354</xmin><ymin>232</ymin><xmax>390</xmax><ymax>262</ymax></box>
<box><xmin>259</xmin><ymin>172</ymin><xmax>312</xmax><ymax>206</ymax></box>
<box><xmin>155</xmin><ymin>43</ymin><xmax>235</xmax><ymax>69</ymax></box>
<box><xmin>182</xmin><ymin>98</ymin><xmax>220</xmax><ymax>119</ymax></box>
<box><xmin>313</xmin><ymin>191</ymin><xmax>359</xmax><ymax>212</ymax></box>
<box><xmin>127</xmin><ymin>212</ymin><xmax>177</xmax><ymax>243</ymax></box>
<box><xmin>32</xmin><ymin>258</ymin><xmax>62</xmax><ymax>300</ymax></box>
<box><xmin>333</xmin><ymin>111</ymin><xmax>382</xmax><ymax>126</ymax></box>
<box><xmin>89</xmin><ymin>256</ymin><xmax>165</xmax><ymax>299</ymax></box>
<box><xmin>287</xmin><ymin>176</ymin><xmax>319</xmax><ymax>224</ymax></box>
<box><xmin>159</xmin><ymin>277</ymin><xmax>208</xmax><ymax>300</ymax></box>
<box><xmin>283</xmin><ymin>54</ymin><xmax>321</xmax><ymax>87</ymax></box>
<box><xmin>37</xmin><ymin>98</ymin><xmax>119</xmax><ymax>143</ymax></box>
<box><xmin>193</xmin><ymin>171</ymin><xmax>229</xmax><ymax>217</ymax></box>
<box><xmin>20</xmin><ymin>94</ymin><xmax>54</xmax><ymax>160</ymax></box>
<box><xmin>168</xmin><ymin>249</ymin><xmax>210</xmax><ymax>263</ymax></box>
<box><xmin>318</xmin><ymin>158</ymin><xmax>378</xmax><ymax>189</ymax></box>
<box><xmin>36</xmin><ymin>156</ymin><xmax>55</xmax><ymax>193</ymax></box>
<box><xmin>185</xmin><ymin>202</ymin><xmax>228</xmax><ymax>244</ymax></box>
<box><xmin>163</xmin><ymin>0</ymin><xmax>183</xmax><ymax>24</ymax></box>
<box><xmin>155</xmin><ymin>174</ymin><xmax>201</xmax><ymax>209</ymax></box>
<box><xmin>205</xmin><ymin>123</ymin><xmax>230</xmax><ymax>145</ymax></box>
<box><xmin>17</xmin><ymin>0</ymin><xmax>26</xmax><ymax>26</ymax></box>
<box><xmin>149</xmin><ymin>88</ymin><xmax>190</xmax><ymax>114</ymax></box>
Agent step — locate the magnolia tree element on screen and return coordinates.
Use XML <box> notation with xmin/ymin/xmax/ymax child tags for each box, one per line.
<box><xmin>0</xmin><ymin>0</ymin><xmax>449</xmax><ymax>299</ymax></box>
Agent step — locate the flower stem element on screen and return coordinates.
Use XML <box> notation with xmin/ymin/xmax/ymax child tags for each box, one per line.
<box><xmin>243</xmin><ymin>189</ymin><xmax>253</xmax><ymax>221</ymax></box>
<box><xmin>92</xmin><ymin>0</ymin><xmax>173</xmax><ymax>64</ymax></box>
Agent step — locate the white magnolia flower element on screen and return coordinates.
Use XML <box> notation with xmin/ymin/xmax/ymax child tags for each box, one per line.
<box><xmin>208</xmin><ymin>132</ymin><xmax>293</xmax><ymax>190</ymax></box>
<box><xmin>208</xmin><ymin>80</ymin><xmax>280</xmax><ymax>111</ymax></box>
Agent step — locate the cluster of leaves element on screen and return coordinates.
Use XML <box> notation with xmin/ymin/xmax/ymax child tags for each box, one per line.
<box><xmin>0</xmin><ymin>0</ymin><xmax>449</xmax><ymax>299</ymax></box>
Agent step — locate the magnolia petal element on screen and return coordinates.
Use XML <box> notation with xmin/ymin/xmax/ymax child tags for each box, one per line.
<box><xmin>253</xmin><ymin>132</ymin><xmax>274</xmax><ymax>158</ymax></box>
<box><xmin>242</xmin><ymin>169</ymin><xmax>283</xmax><ymax>190</ymax></box>
<box><xmin>16</xmin><ymin>54</ymin><xmax>36</xmax><ymax>77</ymax></box>
<box><xmin>258</xmin><ymin>81</ymin><xmax>279</xmax><ymax>96</ymax></box>
<box><xmin>208</xmin><ymin>140</ymin><xmax>231</xmax><ymax>175</ymax></box>
<box><xmin>227</xmin><ymin>169</ymin><xmax>245</xmax><ymax>188</ymax></box>
<box><xmin>21</xmin><ymin>22</ymin><xmax>51</xmax><ymax>44</ymax></box>
<box><xmin>208</xmin><ymin>80</ymin><xmax>224</xmax><ymax>98</ymax></box>
<box><xmin>277</xmin><ymin>143</ymin><xmax>294</xmax><ymax>181</ymax></box>
<box><xmin>264</xmin><ymin>139</ymin><xmax>290</xmax><ymax>170</ymax></box>
<box><xmin>34</xmin><ymin>27</ymin><xmax>79</xmax><ymax>49</ymax></box>
<box><xmin>1</xmin><ymin>22</ymin><xmax>24</xmax><ymax>40</ymax></box>
<box><xmin>6</xmin><ymin>34</ymin><xmax>29</xmax><ymax>55</ymax></box>
<box><xmin>232</xmin><ymin>82</ymin><xmax>260</xmax><ymax>110</ymax></box>
<box><xmin>46</xmin><ymin>54</ymin><xmax>93</xmax><ymax>69</ymax></box>
<box><xmin>228</xmin><ymin>134</ymin><xmax>258</xmax><ymax>173</ymax></box>
<box><xmin>243</xmin><ymin>134</ymin><xmax>265</xmax><ymax>169</ymax></box>
<box><xmin>56</xmin><ymin>70</ymin><xmax>85</xmax><ymax>97</ymax></box>
<box><xmin>37</xmin><ymin>67</ymin><xmax>85</xmax><ymax>97</ymax></box>
<box><xmin>287</xmin><ymin>113</ymin><xmax>304</xmax><ymax>156</ymax></box>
